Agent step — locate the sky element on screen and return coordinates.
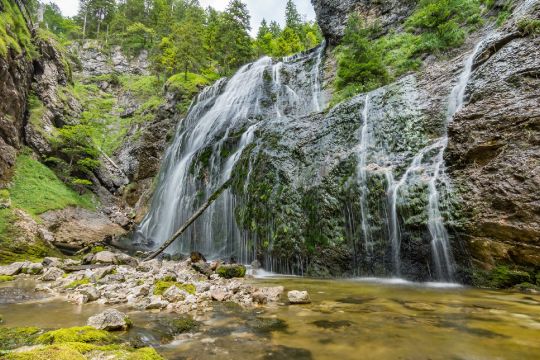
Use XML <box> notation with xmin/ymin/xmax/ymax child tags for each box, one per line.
<box><xmin>48</xmin><ymin>0</ymin><xmax>316</xmax><ymax>35</ymax></box>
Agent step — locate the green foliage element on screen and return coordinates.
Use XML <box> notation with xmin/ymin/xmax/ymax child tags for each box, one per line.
<box><xmin>64</xmin><ymin>278</ymin><xmax>91</xmax><ymax>289</ymax></box>
<box><xmin>0</xmin><ymin>327</ymin><xmax>42</xmax><ymax>350</ymax></box>
<box><xmin>10</xmin><ymin>152</ymin><xmax>95</xmax><ymax>216</ymax></box>
<box><xmin>254</xmin><ymin>0</ymin><xmax>323</xmax><ymax>58</ymax></box>
<box><xmin>517</xmin><ymin>18</ymin><xmax>540</xmax><ymax>36</ymax></box>
<box><xmin>0</xmin><ymin>275</ymin><xmax>15</xmax><ymax>282</ymax></box>
<box><xmin>0</xmin><ymin>0</ymin><xmax>35</xmax><ymax>58</ymax></box>
<box><xmin>216</xmin><ymin>264</ymin><xmax>247</xmax><ymax>279</ymax></box>
<box><xmin>334</xmin><ymin>0</ymin><xmax>484</xmax><ymax>103</ymax></box>
<box><xmin>42</xmin><ymin>3</ymin><xmax>81</xmax><ymax>41</ymax></box>
<box><xmin>153</xmin><ymin>281</ymin><xmax>196</xmax><ymax>295</ymax></box>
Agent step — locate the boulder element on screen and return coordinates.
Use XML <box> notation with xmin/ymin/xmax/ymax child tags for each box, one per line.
<box><xmin>216</xmin><ymin>264</ymin><xmax>246</xmax><ymax>279</ymax></box>
<box><xmin>87</xmin><ymin>309</ymin><xmax>131</xmax><ymax>331</ymax></box>
<box><xmin>92</xmin><ymin>251</ymin><xmax>118</xmax><ymax>264</ymax></box>
<box><xmin>21</xmin><ymin>262</ymin><xmax>44</xmax><ymax>275</ymax></box>
<box><xmin>287</xmin><ymin>290</ymin><xmax>311</xmax><ymax>304</ymax></box>
<box><xmin>162</xmin><ymin>285</ymin><xmax>187</xmax><ymax>303</ymax></box>
<box><xmin>39</xmin><ymin>267</ymin><xmax>64</xmax><ymax>281</ymax></box>
<box><xmin>0</xmin><ymin>262</ymin><xmax>24</xmax><ymax>276</ymax></box>
<box><xmin>192</xmin><ymin>261</ymin><xmax>213</xmax><ymax>277</ymax></box>
<box><xmin>210</xmin><ymin>288</ymin><xmax>231</xmax><ymax>302</ymax></box>
<box><xmin>116</xmin><ymin>253</ymin><xmax>138</xmax><ymax>267</ymax></box>
<box><xmin>190</xmin><ymin>251</ymin><xmax>206</xmax><ymax>263</ymax></box>
<box><xmin>252</xmin><ymin>286</ymin><xmax>285</xmax><ymax>304</ymax></box>
<box><xmin>146</xmin><ymin>296</ymin><xmax>169</xmax><ymax>310</ymax></box>
<box><xmin>79</xmin><ymin>286</ymin><xmax>100</xmax><ymax>301</ymax></box>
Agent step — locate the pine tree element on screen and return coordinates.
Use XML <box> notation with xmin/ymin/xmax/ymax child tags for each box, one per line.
<box><xmin>285</xmin><ymin>0</ymin><xmax>301</xmax><ymax>29</ymax></box>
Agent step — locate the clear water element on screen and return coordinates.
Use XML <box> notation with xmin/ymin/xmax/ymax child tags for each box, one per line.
<box><xmin>2</xmin><ymin>279</ymin><xmax>539</xmax><ymax>359</ymax></box>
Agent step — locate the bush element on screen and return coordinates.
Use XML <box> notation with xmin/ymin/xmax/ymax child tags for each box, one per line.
<box><xmin>517</xmin><ymin>18</ymin><xmax>540</xmax><ymax>36</ymax></box>
<box><xmin>216</xmin><ymin>264</ymin><xmax>247</xmax><ymax>279</ymax></box>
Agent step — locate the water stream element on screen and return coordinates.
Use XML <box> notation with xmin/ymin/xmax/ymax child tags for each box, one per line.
<box><xmin>2</xmin><ymin>279</ymin><xmax>539</xmax><ymax>359</ymax></box>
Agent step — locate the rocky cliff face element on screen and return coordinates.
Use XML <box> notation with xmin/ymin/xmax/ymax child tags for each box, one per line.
<box><xmin>446</xmin><ymin>8</ymin><xmax>540</xmax><ymax>270</ymax></box>
<box><xmin>300</xmin><ymin>0</ymin><xmax>540</xmax><ymax>279</ymax></box>
<box><xmin>311</xmin><ymin>0</ymin><xmax>416</xmax><ymax>44</ymax></box>
<box><xmin>0</xmin><ymin>41</ymin><xmax>32</xmax><ymax>184</ymax></box>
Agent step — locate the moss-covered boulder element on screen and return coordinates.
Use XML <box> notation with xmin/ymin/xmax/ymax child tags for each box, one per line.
<box><xmin>216</xmin><ymin>264</ymin><xmax>246</xmax><ymax>279</ymax></box>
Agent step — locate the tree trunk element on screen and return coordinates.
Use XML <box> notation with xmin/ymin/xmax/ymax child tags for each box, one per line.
<box><xmin>144</xmin><ymin>179</ymin><xmax>232</xmax><ymax>261</ymax></box>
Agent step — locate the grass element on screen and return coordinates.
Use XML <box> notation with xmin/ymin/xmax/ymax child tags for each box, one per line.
<box><xmin>9</xmin><ymin>151</ymin><xmax>95</xmax><ymax>216</ymax></box>
<box><xmin>517</xmin><ymin>18</ymin><xmax>540</xmax><ymax>36</ymax></box>
<box><xmin>166</xmin><ymin>72</ymin><xmax>213</xmax><ymax>113</ymax></box>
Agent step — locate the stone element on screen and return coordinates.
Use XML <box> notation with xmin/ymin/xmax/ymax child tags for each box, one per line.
<box><xmin>92</xmin><ymin>251</ymin><xmax>118</xmax><ymax>264</ymax></box>
<box><xmin>210</xmin><ymin>288</ymin><xmax>231</xmax><ymax>302</ymax></box>
<box><xmin>287</xmin><ymin>290</ymin><xmax>311</xmax><ymax>304</ymax></box>
<box><xmin>87</xmin><ymin>309</ymin><xmax>131</xmax><ymax>331</ymax></box>
<box><xmin>39</xmin><ymin>267</ymin><xmax>64</xmax><ymax>281</ymax></box>
<box><xmin>68</xmin><ymin>293</ymin><xmax>89</xmax><ymax>304</ymax></box>
<box><xmin>190</xmin><ymin>252</ymin><xmax>206</xmax><ymax>263</ymax></box>
<box><xmin>192</xmin><ymin>261</ymin><xmax>213</xmax><ymax>277</ymax></box>
<box><xmin>79</xmin><ymin>286</ymin><xmax>100</xmax><ymax>301</ymax></box>
<box><xmin>42</xmin><ymin>257</ymin><xmax>62</xmax><ymax>268</ymax></box>
<box><xmin>22</xmin><ymin>262</ymin><xmax>44</xmax><ymax>275</ymax></box>
<box><xmin>92</xmin><ymin>266</ymin><xmax>115</xmax><ymax>280</ymax></box>
<box><xmin>0</xmin><ymin>262</ymin><xmax>24</xmax><ymax>276</ymax></box>
<box><xmin>116</xmin><ymin>253</ymin><xmax>138</xmax><ymax>267</ymax></box>
<box><xmin>162</xmin><ymin>285</ymin><xmax>187</xmax><ymax>303</ymax></box>
<box><xmin>252</xmin><ymin>286</ymin><xmax>284</xmax><ymax>304</ymax></box>
<box><xmin>146</xmin><ymin>296</ymin><xmax>169</xmax><ymax>310</ymax></box>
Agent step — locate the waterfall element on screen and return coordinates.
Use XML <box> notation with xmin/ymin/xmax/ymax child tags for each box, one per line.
<box><xmin>357</xmin><ymin>95</ymin><xmax>373</xmax><ymax>255</ymax></box>
<box><xmin>426</xmin><ymin>40</ymin><xmax>485</xmax><ymax>281</ymax></box>
<box><xmin>134</xmin><ymin>45</ymin><xmax>326</xmax><ymax>261</ymax></box>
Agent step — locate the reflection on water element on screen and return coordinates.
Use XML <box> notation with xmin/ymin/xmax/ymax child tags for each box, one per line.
<box><xmin>1</xmin><ymin>278</ymin><xmax>539</xmax><ymax>359</ymax></box>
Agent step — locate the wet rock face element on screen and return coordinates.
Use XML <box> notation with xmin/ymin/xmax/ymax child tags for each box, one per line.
<box><xmin>0</xmin><ymin>50</ymin><xmax>32</xmax><ymax>183</ymax></box>
<box><xmin>311</xmin><ymin>0</ymin><xmax>416</xmax><ymax>44</ymax></box>
<box><xmin>446</xmin><ymin>26</ymin><xmax>540</xmax><ymax>269</ymax></box>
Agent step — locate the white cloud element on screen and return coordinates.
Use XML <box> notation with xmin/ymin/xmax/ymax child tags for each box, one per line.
<box><xmin>50</xmin><ymin>0</ymin><xmax>316</xmax><ymax>35</ymax></box>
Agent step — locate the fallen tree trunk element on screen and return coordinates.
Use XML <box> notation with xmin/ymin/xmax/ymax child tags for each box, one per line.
<box><xmin>144</xmin><ymin>179</ymin><xmax>233</xmax><ymax>261</ymax></box>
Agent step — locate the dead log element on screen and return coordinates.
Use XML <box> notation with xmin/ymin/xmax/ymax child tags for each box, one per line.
<box><xmin>144</xmin><ymin>179</ymin><xmax>232</xmax><ymax>261</ymax></box>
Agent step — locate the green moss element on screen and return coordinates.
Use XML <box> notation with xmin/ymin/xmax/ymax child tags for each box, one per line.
<box><xmin>473</xmin><ymin>266</ymin><xmax>532</xmax><ymax>289</ymax></box>
<box><xmin>64</xmin><ymin>278</ymin><xmax>90</xmax><ymax>289</ymax></box>
<box><xmin>0</xmin><ymin>0</ymin><xmax>36</xmax><ymax>59</ymax></box>
<box><xmin>0</xmin><ymin>327</ymin><xmax>42</xmax><ymax>350</ymax></box>
<box><xmin>9</xmin><ymin>151</ymin><xmax>95</xmax><ymax>216</ymax></box>
<box><xmin>27</xmin><ymin>93</ymin><xmax>46</xmax><ymax>129</ymax></box>
<box><xmin>91</xmin><ymin>246</ymin><xmax>105</xmax><ymax>254</ymax></box>
<box><xmin>36</xmin><ymin>326</ymin><xmax>117</xmax><ymax>345</ymax></box>
<box><xmin>153</xmin><ymin>281</ymin><xmax>196</xmax><ymax>296</ymax></box>
<box><xmin>166</xmin><ymin>72</ymin><xmax>212</xmax><ymax>113</ymax></box>
<box><xmin>216</xmin><ymin>264</ymin><xmax>247</xmax><ymax>279</ymax></box>
<box><xmin>3</xmin><ymin>343</ymin><xmax>164</xmax><ymax>360</ymax></box>
<box><xmin>0</xmin><ymin>275</ymin><xmax>15</xmax><ymax>282</ymax></box>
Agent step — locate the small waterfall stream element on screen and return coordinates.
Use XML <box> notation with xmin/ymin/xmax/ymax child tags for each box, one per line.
<box><xmin>355</xmin><ymin>40</ymin><xmax>484</xmax><ymax>280</ymax></box>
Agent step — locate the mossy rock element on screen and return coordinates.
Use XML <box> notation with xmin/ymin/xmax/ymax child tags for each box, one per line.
<box><xmin>153</xmin><ymin>281</ymin><xmax>196</xmax><ymax>296</ymax></box>
<box><xmin>473</xmin><ymin>266</ymin><xmax>532</xmax><ymax>289</ymax></box>
<box><xmin>3</xmin><ymin>343</ymin><xmax>164</xmax><ymax>360</ymax></box>
<box><xmin>64</xmin><ymin>278</ymin><xmax>91</xmax><ymax>289</ymax></box>
<box><xmin>0</xmin><ymin>327</ymin><xmax>42</xmax><ymax>350</ymax></box>
<box><xmin>36</xmin><ymin>326</ymin><xmax>117</xmax><ymax>345</ymax></box>
<box><xmin>247</xmin><ymin>317</ymin><xmax>288</xmax><ymax>334</ymax></box>
<box><xmin>216</xmin><ymin>264</ymin><xmax>246</xmax><ymax>279</ymax></box>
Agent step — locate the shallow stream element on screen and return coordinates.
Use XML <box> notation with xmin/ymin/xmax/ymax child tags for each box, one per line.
<box><xmin>1</xmin><ymin>277</ymin><xmax>539</xmax><ymax>359</ymax></box>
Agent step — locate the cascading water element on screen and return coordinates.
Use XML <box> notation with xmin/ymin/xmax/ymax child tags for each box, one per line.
<box><xmin>354</xmin><ymin>39</ymin><xmax>485</xmax><ymax>280</ymax></box>
<box><xmin>134</xmin><ymin>45</ymin><xmax>326</xmax><ymax>262</ymax></box>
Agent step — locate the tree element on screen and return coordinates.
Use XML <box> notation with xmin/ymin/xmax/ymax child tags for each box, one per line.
<box><xmin>78</xmin><ymin>0</ymin><xmax>116</xmax><ymax>39</ymax></box>
<box><xmin>285</xmin><ymin>0</ymin><xmax>301</xmax><ymax>29</ymax></box>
